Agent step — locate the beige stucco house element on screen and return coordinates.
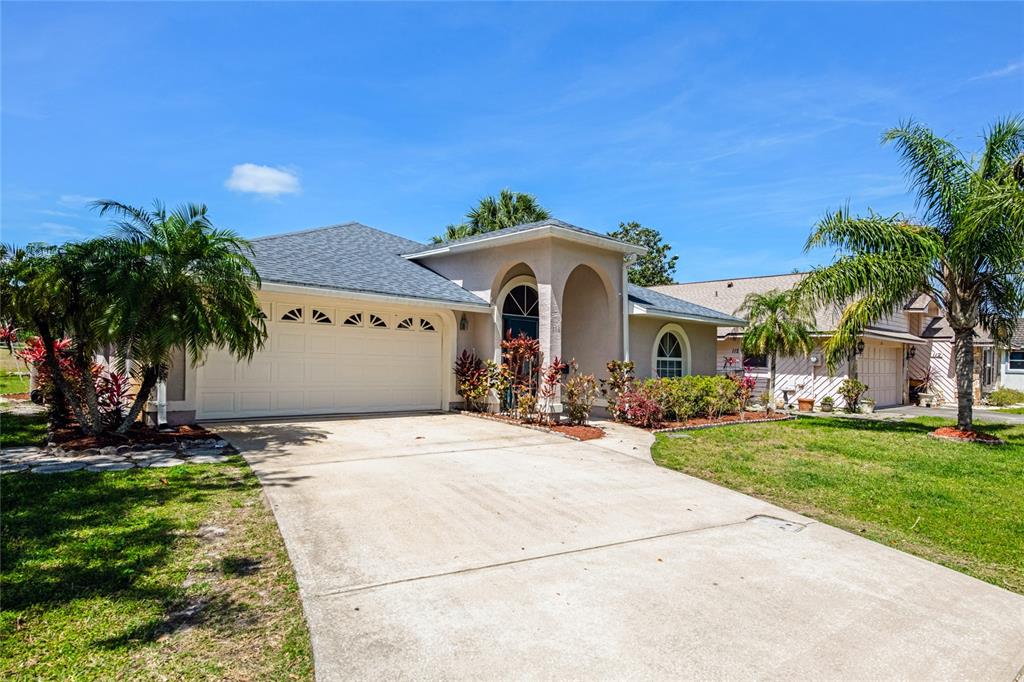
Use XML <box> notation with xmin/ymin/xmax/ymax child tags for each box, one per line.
<box><xmin>160</xmin><ymin>219</ymin><xmax>742</xmax><ymax>423</ymax></box>
<box><xmin>656</xmin><ymin>273</ymin><xmax>999</xmax><ymax>409</ymax></box>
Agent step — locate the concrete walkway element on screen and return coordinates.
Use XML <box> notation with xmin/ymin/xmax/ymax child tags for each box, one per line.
<box><xmin>875</xmin><ymin>404</ymin><xmax>1024</xmax><ymax>424</ymax></box>
<box><xmin>217</xmin><ymin>414</ymin><xmax>1024</xmax><ymax>681</ymax></box>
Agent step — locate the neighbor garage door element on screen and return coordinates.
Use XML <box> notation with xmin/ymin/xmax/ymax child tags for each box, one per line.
<box><xmin>196</xmin><ymin>301</ymin><xmax>444</xmax><ymax>419</ymax></box>
<box><xmin>859</xmin><ymin>341</ymin><xmax>902</xmax><ymax>407</ymax></box>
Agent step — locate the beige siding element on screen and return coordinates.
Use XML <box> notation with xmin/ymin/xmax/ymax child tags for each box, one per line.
<box><xmin>629</xmin><ymin>317</ymin><xmax>717</xmax><ymax>379</ymax></box>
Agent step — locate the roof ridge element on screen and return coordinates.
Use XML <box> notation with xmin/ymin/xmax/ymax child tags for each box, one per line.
<box><xmin>249</xmin><ymin>221</ymin><xmax>368</xmax><ymax>242</ymax></box>
<box><xmin>667</xmin><ymin>271</ymin><xmax>811</xmax><ymax>286</ymax></box>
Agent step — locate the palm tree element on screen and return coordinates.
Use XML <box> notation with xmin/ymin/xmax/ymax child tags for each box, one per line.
<box><xmin>736</xmin><ymin>289</ymin><xmax>815</xmax><ymax>412</ymax></box>
<box><xmin>0</xmin><ymin>240</ymin><xmax>112</xmax><ymax>432</ymax></box>
<box><xmin>431</xmin><ymin>189</ymin><xmax>550</xmax><ymax>243</ymax></box>
<box><xmin>797</xmin><ymin>118</ymin><xmax>1024</xmax><ymax>432</ymax></box>
<box><xmin>94</xmin><ymin>200</ymin><xmax>267</xmax><ymax>432</ymax></box>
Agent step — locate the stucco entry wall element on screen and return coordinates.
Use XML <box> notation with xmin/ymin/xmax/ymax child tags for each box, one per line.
<box><xmin>629</xmin><ymin>316</ymin><xmax>718</xmax><ymax>378</ymax></box>
<box><xmin>420</xmin><ymin>237</ymin><xmax>625</xmax><ymax>371</ymax></box>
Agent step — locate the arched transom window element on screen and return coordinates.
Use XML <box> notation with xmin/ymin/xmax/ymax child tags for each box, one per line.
<box><xmin>502</xmin><ymin>284</ymin><xmax>538</xmax><ymax>317</ymax></box>
<box><xmin>655</xmin><ymin>330</ymin><xmax>688</xmax><ymax>378</ymax></box>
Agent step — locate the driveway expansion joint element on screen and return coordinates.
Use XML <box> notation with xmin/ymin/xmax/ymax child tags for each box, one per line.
<box><xmin>311</xmin><ymin>517</ymin><xmax>770</xmax><ymax>598</ymax></box>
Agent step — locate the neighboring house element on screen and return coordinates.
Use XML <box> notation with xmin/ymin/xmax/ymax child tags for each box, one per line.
<box><xmin>997</xmin><ymin>320</ymin><xmax>1024</xmax><ymax>392</ymax></box>
<box><xmin>655</xmin><ymin>273</ymin><xmax>996</xmax><ymax>409</ymax></box>
<box><xmin>159</xmin><ymin>219</ymin><xmax>742</xmax><ymax>422</ymax></box>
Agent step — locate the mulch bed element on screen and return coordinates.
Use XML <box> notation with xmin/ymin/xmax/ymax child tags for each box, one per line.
<box><xmin>1</xmin><ymin>392</ymin><xmax>31</xmax><ymax>400</ymax></box>
<box><xmin>457</xmin><ymin>410</ymin><xmax>604</xmax><ymax>441</ymax></box>
<box><xmin>929</xmin><ymin>426</ymin><xmax>1005</xmax><ymax>445</ymax></box>
<box><xmin>53</xmin><ymin>423</ymin><xmax>218</xmax><ymax>450</ymax></box>
<box><xmin>652</xmin><ymin>411</ymin><xmax>793</xmax><ymax>433</ymax></box>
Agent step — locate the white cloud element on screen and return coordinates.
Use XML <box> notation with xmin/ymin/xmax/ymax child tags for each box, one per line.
<box><xmin>225</xmin><ymin>163</ymin><xmax>301</xmax><ymax>196</ymax></box>
<box><xmin>38</xmin><ymin>222</ymin><xmax>86</xmax><ymax>240</ymax></box>
<box><xmin>57</xmin><ymin>193</ymin><xmax>98</xmax><ymax>208</ymax></box>
<box><xmin>970</xmin><ymin>61</ymin><xmax>1023</xmax><ymax>81</ymax></box>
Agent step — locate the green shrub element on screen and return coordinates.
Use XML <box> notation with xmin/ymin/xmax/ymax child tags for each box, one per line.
<box><xmin>838</xmin><ymin>378</ymin><xmax>868</xmax><ymax>412</ymax></box>
<box><xmin>564</xmin><ymin>369</ymin><xmax>599</xmax><ymax>425</ymax></box>
<box><xmin>988</xmin><ymin>387</ymin><xmax>1024</xmax><ymax>407</ymax></box>
<box><xmin>643</xmin><ymin>375</ymin><xmax>739</xmax><ymax>421</ymax></box>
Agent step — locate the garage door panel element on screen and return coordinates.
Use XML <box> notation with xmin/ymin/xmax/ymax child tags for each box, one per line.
<box><xmin>197</xmin><ymin>311</ymin><xmax>444</xmax><ymax>419</ymax></box>
<box><xmin>861</xmin><ymin>342</ymin><xmax>901</xmax><ymax>407</ymax></box>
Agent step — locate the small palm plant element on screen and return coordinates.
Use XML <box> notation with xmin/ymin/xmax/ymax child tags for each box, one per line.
<box><xmin>797</xmin><ymin>118</ymin><xmax>1024</xmax><ymax>431</ymax></box>
<box><xmin>93</xmin><ymin>200</ymin><xmax>267</xmax><ymax>432</ymax></box>
<box><xmin>736</xmin><ymin>290</ymin><xmax>815</xmax><ymax>412</ymax></box>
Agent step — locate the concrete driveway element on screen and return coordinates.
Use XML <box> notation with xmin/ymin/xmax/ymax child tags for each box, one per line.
<box><xmin>217</xmin><ymin>414</ymin><xmax>1024</xmax><ymax>681</ymax></box>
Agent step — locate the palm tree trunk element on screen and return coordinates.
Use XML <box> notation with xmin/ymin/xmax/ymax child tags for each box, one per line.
<box><xmin>769</xmin><ymin>353</ymin><xmax>777</xmax><ymax>414</ymax></box>
<box><xmin>74</xmin><ymin>348</ymin><xmax>103</xmax><ymax>434</ymax></box>
<box><xmin>953</xmin><ymin>330</ymin><xmax>975</xmax><ymax>431</ymax></box>
<box><xmin>35</xmin><ymin>320</ymin><xmax>92</xmax><ymax>433</ymax></box>
<box><xmin>116</xmin><ymin>366</ymin><xmax>159</xmax><ymax>434</ymax></box>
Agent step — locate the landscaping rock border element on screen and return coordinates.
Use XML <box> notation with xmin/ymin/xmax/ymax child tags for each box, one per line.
<box><xmin>0</xmin><ymin>438</ymin><xmax>236</xmax><ymax>474</ymax></box>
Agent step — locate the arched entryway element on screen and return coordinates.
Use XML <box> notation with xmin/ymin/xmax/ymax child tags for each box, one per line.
<box><xmin>561</xmin><ymin>264</ymin><xmax>615</xmax><ymax>377</ymax></box>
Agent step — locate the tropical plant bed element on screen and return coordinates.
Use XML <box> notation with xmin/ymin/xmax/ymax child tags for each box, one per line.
<box><xmin>928</xmin><ymin>426</ymin><xmax>1004</xmax><ymax>445</ymax></box>
<box><xmin>651</xmin><ymin>411</ymin><xmax>794</xmax><ymax>433</ymax></box>
<box><xmin>457</xmin><ymin>410</ymin><xmax>604</xmax><ymax>441</ymax></box>
<box><xmin>49</xmin><ymin>423</ymin><xmax>222</xmax><ymax>452</ymax></box>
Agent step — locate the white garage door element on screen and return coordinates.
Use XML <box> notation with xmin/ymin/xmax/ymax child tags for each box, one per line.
<box><xmin>196</xmin><ymin>303</ymin><xmax>444</xmax><ymax>419</ymax></box>
<box><xmin>859</xmin><ymin>341</ymin><xmax>902</xmax><ymax>407</ymax></box>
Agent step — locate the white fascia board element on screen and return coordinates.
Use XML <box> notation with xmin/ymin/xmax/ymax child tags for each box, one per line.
<box><xmin>403</xmin><ymin>225</ymin><xmax>647</xmax><ymax>259</ymax></box>
<box><xmin>260</xmin><ymin>281</ymin><xmax>492</xmax><ymax>312</ymax></box>
<box><xmin>629</xmin><ymin>302</ymin><xmax>747</xmax><ymax>327</ymax></box>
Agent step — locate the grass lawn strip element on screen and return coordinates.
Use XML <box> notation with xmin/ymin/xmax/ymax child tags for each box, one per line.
<box><xmin>0</xmin><ymin>372</ymin><xmax>30</xmax><ymax>396</ymax></box>
<box><xmin>1</xmin><ymin>411</ymin><xmax>49</xmax><ymax>448</ymax></box>
<box><xmin>652</xmin><ymin>416</ymin><xmax>1024</xmax><ymax>594</ymax></box>
<box><xmin>0</xmin><ymin>456</ymin><xmax>313</xmax><ymax>681</ymax></box>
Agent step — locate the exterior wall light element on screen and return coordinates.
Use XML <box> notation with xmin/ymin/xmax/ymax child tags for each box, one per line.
<box><xmin>459</xmin><ymin>313</ymin><xmax>469</xmax><ymax>331</ymax></box>
<box><xmin>905</xmin><ymin>346</ymin><xmax>916</xmax><ymax>361</ymax></box>
<box><xmin>855</xmin><ymin>340</ymin><xmax>866</xmax><ymax>355</ymax></box>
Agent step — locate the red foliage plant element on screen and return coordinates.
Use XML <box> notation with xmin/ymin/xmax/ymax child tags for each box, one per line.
<box><xmin>612</xmin><ymin>383</ymin><xmax>664</xmax><ymax>429</ymax></box>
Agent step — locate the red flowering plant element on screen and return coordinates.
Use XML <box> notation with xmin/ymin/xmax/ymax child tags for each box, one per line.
<box><xmin>732</xmin><ymin>368</ymin><xmax>758</xmax><ymax>420</ymax></box>
<box><xmin>0</xmin><ymin>322</ymin><xmax>18</xmax><ymax>353</ymax></box>
<box><xmin>453</xmin><ymin>349</ymin><xmax>488</xmax><ymax>412</ymax></box>
<box><xmin>17</xmin><ymin>336</ymin><xmax>130</xmax><ymax>429</ymax></box>
<box><xmin>538</xmin><ymin>356</ymin><xmax>567</xmax><ymax>424</ymax></box>
<box><xmin>611</xmin><ymin>382</ymin><xmax>664</xmax><ymax>429</ymax></box>
<box><xmin>599</xmin><ymin>360</ymin><xmax>635</xmax><ymax>415</ymax></box>
<box><xmin>500</xmin><ymin>331</ymin><xmax>541</xmax><ymax>417</ymax></box>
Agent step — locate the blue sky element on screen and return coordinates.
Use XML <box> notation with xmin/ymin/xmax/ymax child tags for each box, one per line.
<box><xmin>3</xmin><ymin>2</ymin><xmax>1022</xmax><ymax>281</ymax></box>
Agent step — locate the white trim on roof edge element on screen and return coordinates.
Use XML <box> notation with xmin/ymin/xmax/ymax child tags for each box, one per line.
<box><xmin>260</xmin><ymin>281</ymin><xmax>491</xmax><ymax>311</ymax></box>
<box><xmin>628</xmin><ymin>301</ymin><xmax>747</xmax><ymax>326</ymax></box>
<box><xmin>402</xmin><ymin>225</ymin><xmax>647</xmax><ymax>259</ymax></box>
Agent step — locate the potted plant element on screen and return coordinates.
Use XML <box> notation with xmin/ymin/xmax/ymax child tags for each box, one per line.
<box><xmin>913</xmin><ymin>367</ymin><xmax>936</xmax><ymax>407</ymax></box>
<box><xmin>820</xmin><ymin>396</ymin><xmax>834</xmax><ymax>412</ymax></box>
<box><xmin>860</xmin><ymin>397</ymin><xmax>876</xmax><ymax>414</ymax></box>
<box><xmin>797</xmin><ymin>396</ymin><xmax>814</xmax><ymax>412</ymax></box>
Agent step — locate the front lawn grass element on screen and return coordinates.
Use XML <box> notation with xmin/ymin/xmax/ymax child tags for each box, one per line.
<box><xmin>1</xmin><ymin>411</ymin><xmax>48</xmax><ymax>448</ymax></box>
<box><xmin>0</xmin><ymin>372</ymin><xmax>30</xmax><ymax>395</ymax></box>
<box><xmin>998</xmin><ymin>406</ymin><xmax>1024</xmax><ymax>414</ymax></box>
<box><xmin>1</xmin><ymin>458</ymin><xmax>313</xmax><ymax>681</ymax></box>
<box><xmin>652</xmin><ymin>416</ymin><xmax>1024</xmax><ymax>594</ymax></box>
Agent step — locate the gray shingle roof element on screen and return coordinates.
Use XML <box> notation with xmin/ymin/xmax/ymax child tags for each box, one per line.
<box><xmin>1011</xmin><ymin>319</ymin><xmax>1024</xmax><ymax>349</ymax></box>
<box><xmin>402</xmin><ymin>218</ymin><xmax>641</xmax><ymax>256</ymax></box>
<box><xmin>627</xmin><ymin>284</ymin><xmax>745</xmax><ymax>325</ymax></box>
<box><xmin>249</xmin><ymin>222</ymin><xmax>488</xmax><ymax>307</ymax></box>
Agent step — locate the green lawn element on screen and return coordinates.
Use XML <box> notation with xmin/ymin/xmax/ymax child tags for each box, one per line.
<box><xmin>0</xmin><ymin>372</ymin><xmax>29</xmax><ymax>395</ymax></box>
<box><xmin>1</xmin><ymin>411</ymin><xmax>48</xmax><ymax>448</ymax></box>
<box><xmin>652</xmin><ymin>416</ymin><xmax>1024</xmax><ymax>594</ymax></box>
<box><xmin>998</xmin><ymin>406</ymin><xmax>1024</xmax><ymax>414</ymax></box>
<box><xmin>1</xmin><ymin>458</ymin><xmax>314</xmax><ymax>681</ymax></box>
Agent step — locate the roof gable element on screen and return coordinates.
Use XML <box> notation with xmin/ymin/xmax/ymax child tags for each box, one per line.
<box><xmin>249</xmin><ymin>222</ymin><xmax>488</xmax><ymax>307</ymax></box>
<box><xmin>627</xmin><ymin>284</ymin><xmax>745</xmax><ymax>325</ymax></box>
<box><xmin>402</xmin><ymin>218</ymin><xmax>646</xmax><ymax>258</ymax></box>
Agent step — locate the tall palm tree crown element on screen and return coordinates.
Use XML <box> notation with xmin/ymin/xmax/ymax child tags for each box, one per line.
<box><xmin>798</xmin><ymin>118</ymin><xmax>1024</xmax><ymax>431</ymax></box>
<box><xmin>432</xmin><ymin>189</ymin><xmax>550</xmax><ymax>243</ymax></box>
<box><xmin>736</xmin><ymin>289</ymin><xmax>815</xmax><ymax>410</ymax></box>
